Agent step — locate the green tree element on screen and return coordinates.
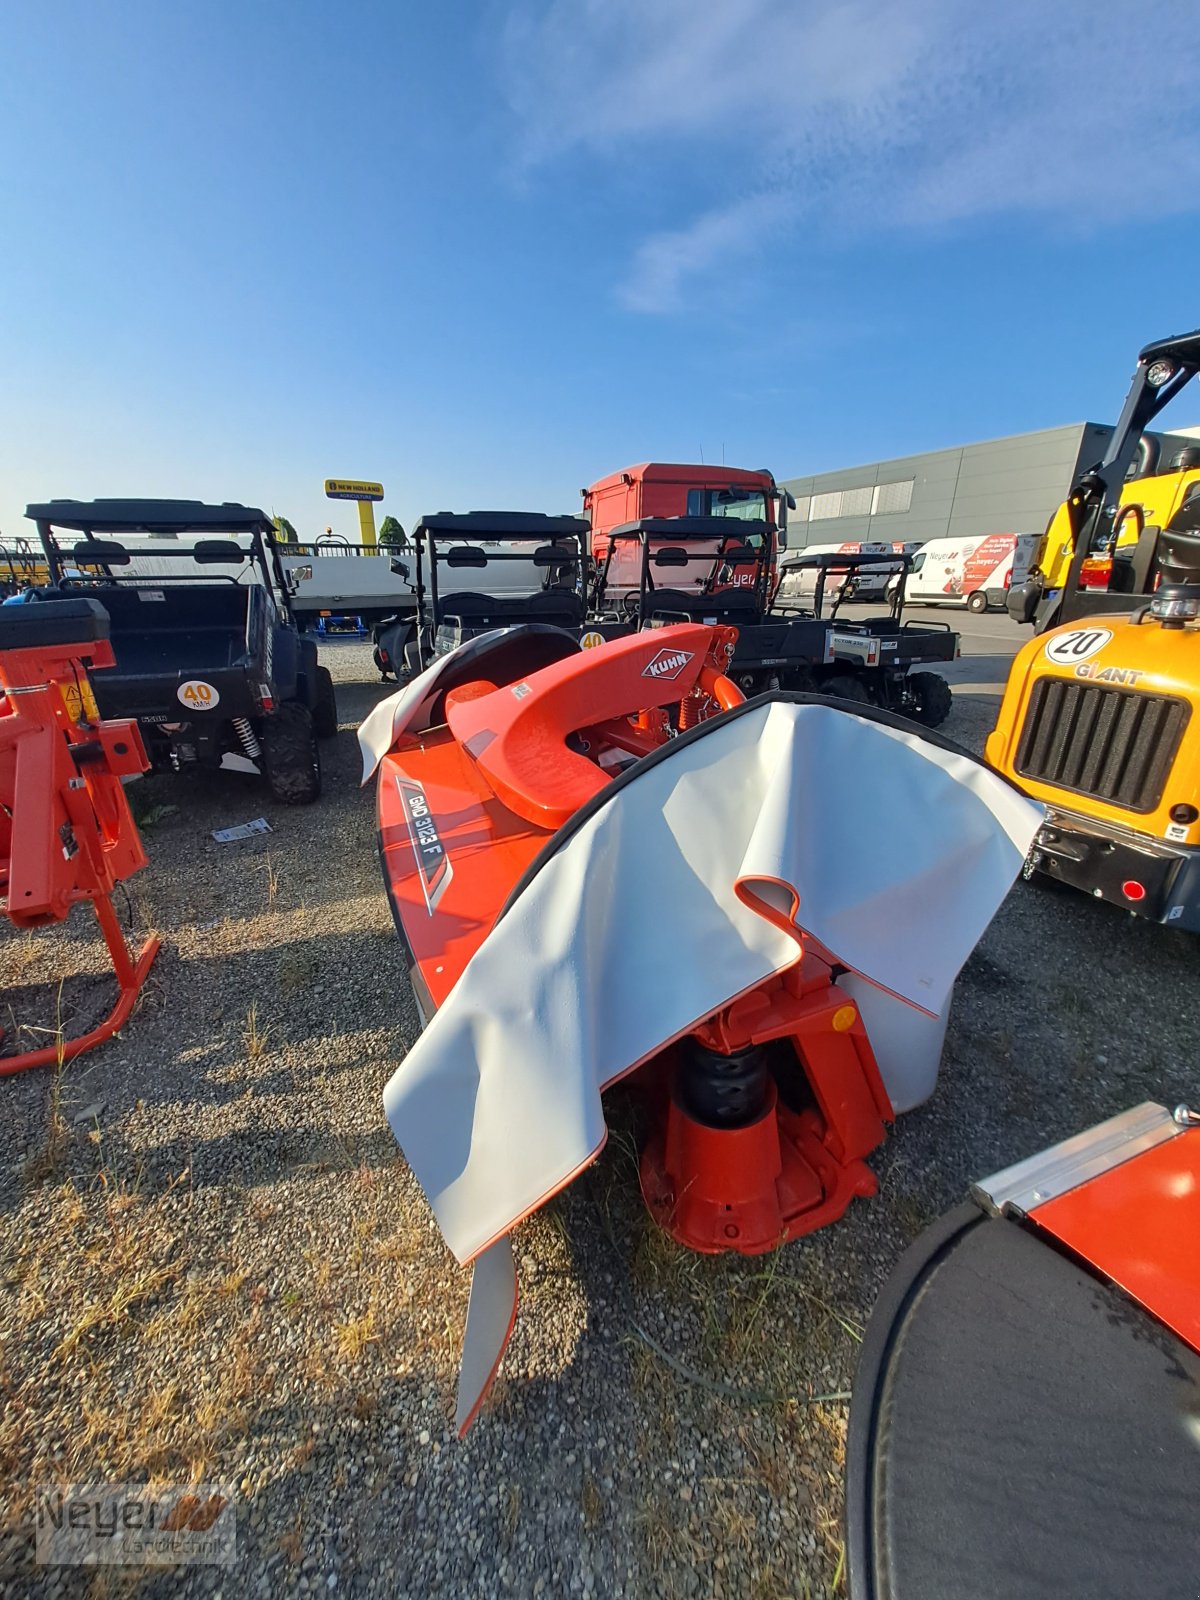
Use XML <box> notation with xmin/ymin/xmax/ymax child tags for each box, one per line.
<box><xmin>378</xmin><ymin>515</ymin><xmax>409</xmax><ymax>551</ymax></box>
<box><xmin>273</xmin><ymin>515</ymin><xmax>300</xmax><ymax>545</ymax></box>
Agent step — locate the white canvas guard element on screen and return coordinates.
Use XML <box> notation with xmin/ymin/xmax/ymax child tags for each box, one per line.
<box><xmin>379</xmin><ymin>699</ymin><xmax>1042</xmax><ymax>1430</ymax></box>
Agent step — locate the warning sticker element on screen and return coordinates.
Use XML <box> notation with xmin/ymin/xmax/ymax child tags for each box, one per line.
<box><xmin>580</xmin><ymin>631</ymin><xmax>605</xmax><ymax>650</ymax></box>
<box><xmin>58</xmin><ymin>678</ymin><xmax>100</xmax><ymax>725</ymax></box>
<box><xmin>177</xmin><ymin>680</ymin><xmax>221</xmax><ymax>711</ymax></box>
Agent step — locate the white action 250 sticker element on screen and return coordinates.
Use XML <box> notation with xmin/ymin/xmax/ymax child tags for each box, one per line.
<box><xmin>1043</xmin><ymin>627</ymin><xmax>1112</xmax><ymax>666</ymax></box>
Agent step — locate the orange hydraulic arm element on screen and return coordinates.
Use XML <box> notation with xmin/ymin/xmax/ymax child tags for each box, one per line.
<box><xmin>0</xmin><ymin>597</ymin><xmax>160</xmax><ymax>1074</ymax></box>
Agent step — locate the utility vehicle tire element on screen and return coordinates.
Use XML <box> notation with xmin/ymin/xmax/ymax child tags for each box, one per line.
<box><xmin>822</xmin><ymin>674</ymin><xmax>871</xmax><ymax>705</ymax></box>
<box><xmin>263</xmin><ymin>702</ymin><xmax>321</xmax><ymax>804</ymax></box>
<box><xmin>313</xmin><ymin>665</ymin><xmax>339</xmax><ymax>739</ymax></box>
<box><xmin>907</xmin><ymin>671</ymin><xmax>953</xmax><ymax>728</ymax></box>
<box><xmin>966</xmin><ymin>590</ymin><xmax>988</xmax><ymax>614</ymax></box>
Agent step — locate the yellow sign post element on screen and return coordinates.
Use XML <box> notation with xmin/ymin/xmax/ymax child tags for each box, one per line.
<box><xmin>324</xmin><ymin>480</ymin><xmax>385</xmax><ymax>549</ymax></box>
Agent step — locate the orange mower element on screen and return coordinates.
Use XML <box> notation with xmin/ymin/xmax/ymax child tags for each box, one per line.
<box><xmin>360</xmin><ymin>621</ymin><xmax>1038</xmax><ymax>1430</ymax></box>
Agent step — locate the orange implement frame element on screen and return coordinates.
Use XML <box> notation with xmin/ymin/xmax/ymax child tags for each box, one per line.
<box><xmin>0</xmin><ymin>602</ymin><xmax>160</xmax><ymax>1075</ymax></box>
<box><xmin>640</xmin><ymin>956</ymin><xmax>894</xmax><ymax>1253</ymax></box>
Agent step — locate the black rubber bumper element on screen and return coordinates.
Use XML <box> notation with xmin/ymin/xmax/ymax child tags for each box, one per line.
<box><xmin>1030</xmin><ymin>810</ymin><xmax>1200</xmax><ymax>930</ymax></box>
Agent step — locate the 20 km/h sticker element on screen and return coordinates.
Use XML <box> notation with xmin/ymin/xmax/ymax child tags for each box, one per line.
<box><xmin>177</xmin><ymin>680</ymin><xmax>221</xmax><ymax>711</ymax></box>
<box><xmin>1043</xmin><ymin>627</ymin><xmax>1112</xmax><ymax>666</ymax></box>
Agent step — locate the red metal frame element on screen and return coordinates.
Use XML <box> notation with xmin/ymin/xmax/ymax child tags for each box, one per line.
<box><xmin>0</xmin><ymin>628</ymin><xmax>160</xmax><ymax>1075</ymax></box>
<box><xmin>639</xmin><ymin>957</ymin><xmax>894</xmax><ymax>1252</ymax></box>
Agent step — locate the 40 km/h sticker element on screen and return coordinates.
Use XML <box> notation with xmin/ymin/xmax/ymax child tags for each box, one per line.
<box><xmin>177</xmin><ymin>679</ymin><xmax>221</xmax><ymax>711</ymax></box>
<box><xmin>1043</xmin><ymin>627</ymin><xmax>1113</xmax><ymax>666</ymax></box>
<box><xmin>580</xmin><ymin>631</ymin><xmax>606</xmax><ymax>650</ymax></box>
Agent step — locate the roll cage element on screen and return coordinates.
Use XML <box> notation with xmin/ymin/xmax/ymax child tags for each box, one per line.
<box><xmin>25</xmin><ymin>499</ymin><xmax>295</xmax><ymax>613</ymax></box>
<box><xmin>405</xmin><ymin>511</ymin><xmax>591</xmax><ymax>669</ymax></box>
<box><xmin>590</xmin><ymin>516</ymin><xmax>775</xmax><ymax>623</ymax></box>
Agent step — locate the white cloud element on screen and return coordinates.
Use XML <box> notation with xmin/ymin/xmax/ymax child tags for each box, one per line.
<box><xmin>616</xmin><ymin>191</ymin><xmax>783</xmax><ymax>313</ymax></box>
<box><xmin>498</xmin><ymin>0</ymin><xmax>1200</xmax><ymax>310</ymax></box>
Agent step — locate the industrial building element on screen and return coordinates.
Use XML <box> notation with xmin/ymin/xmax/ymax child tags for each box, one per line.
<box><xmin>782</xmin><ymin>422</ymin><xmax>1200</xmax><ymax>548</ymax></box>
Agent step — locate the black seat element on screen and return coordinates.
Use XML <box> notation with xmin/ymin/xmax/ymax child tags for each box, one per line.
<box><xmin>644</xmin><ymin>587</ymin><xmax>760</xmax><ymax>624</ymax></box>
<box><xmin>439</xmin><ymin>591</ymin><xmax>584</xmax><ymax>628</ymax></box>
<box><xmin>0</xmin><ymin>596</ymin><xmax>110</xmax><ymax>651</ymax></box>
<box><xmin>1157</xmin><ymin>498</ymin><xmax>1200</xmax><ymax>585</ymax></box>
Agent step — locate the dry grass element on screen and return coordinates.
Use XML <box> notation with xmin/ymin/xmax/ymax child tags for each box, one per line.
<box><xmin>580</xmin><ymin>1472</ymin><xmax>604</xmax><ymax>1528</ymax></box>
<box><xmin>23</xmin><ymin>1057</ymin><xmax>69</xmax><ymax>1185</ymax></box>
<box><xmin>0</xmin><ymin>1111</ymin><xmax>451</xmax><ymax>1543</ymax></box>
<box><xmin>243</xmin><ymin>1001</ymin><xmax>270</xmax><ymax>1062</ymax></box>
<box><xmin>335</xmin><ymin>1307</ymin><xmax>378</xmax><ymax>1361</ymax></box>
<box><xmin>636</xmin><ymin>1487</ymin><xmax>710</xmax><ymax>1580</ymax></box>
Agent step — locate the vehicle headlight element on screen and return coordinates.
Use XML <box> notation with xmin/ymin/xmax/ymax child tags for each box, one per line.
<box><xmin>1149</xmin><ymin>584</ymin><xmax>1200</xmax><ymax>621</ymax></box>
<box><xmin>1146</xmin><ymin>358</ymin><xmax>1177</xmax><ymax>387</ymax></box>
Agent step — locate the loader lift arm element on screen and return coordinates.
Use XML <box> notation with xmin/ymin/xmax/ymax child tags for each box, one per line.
<box><xmin>1029</xmin><ymin>328</ymin><xmax>1200</xmax><ymax>630</ymax></box>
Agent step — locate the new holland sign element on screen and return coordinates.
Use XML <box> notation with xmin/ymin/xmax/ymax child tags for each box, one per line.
<box><xmin>324</xmin><ymin>480</ymin><xmax>384</xmax><ymax>502</ymax></box>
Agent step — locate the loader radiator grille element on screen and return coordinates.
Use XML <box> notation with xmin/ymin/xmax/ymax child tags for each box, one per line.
<box><xmin>1015</xmin><ymin>678</ymin><xmax>1189</xmax><ymax>814</ymax></box>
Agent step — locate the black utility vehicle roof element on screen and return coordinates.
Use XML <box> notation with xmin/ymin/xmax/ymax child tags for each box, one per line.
<box><xmin>607</xmin><ymin>516</ymin><xmax>772</xmax><ymax>542</ymax></box>
<box><xmin>1139</xmin><ymin>328</ymin><xmax>1200</xmax><ymax>367</ymax></box>
<box><xmin>25</xmin><ymin>499</ymin><xmax>274</xmax><ymax>535</ymax></box>
<box><xmin>415</xmin><ymin>511</ymin><xmax>589</xmax><ymax>541</ymax></box>
<box><xmin>781</xmin><ymin>549</ymin><xmax>903</xmax><ymax>569</ymax></box>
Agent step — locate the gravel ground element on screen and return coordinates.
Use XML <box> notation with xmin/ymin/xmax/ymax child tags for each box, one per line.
<box><xmin>1</xmin><ymin>645</ymin><xmax>1197</xmax><ymax>1600</ymax></box>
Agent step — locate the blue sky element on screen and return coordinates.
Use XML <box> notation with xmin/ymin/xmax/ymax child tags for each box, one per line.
<box><xmin>3</xmin><ymin>0</ymin><xmax>1200</xmax><ymax>544</ymax></box>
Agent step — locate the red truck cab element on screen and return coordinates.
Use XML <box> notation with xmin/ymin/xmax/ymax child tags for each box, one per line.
<box><xmin>583</xmin><ymin>463</ymin><xmax>790</xmax><ymax>594</ymax></box>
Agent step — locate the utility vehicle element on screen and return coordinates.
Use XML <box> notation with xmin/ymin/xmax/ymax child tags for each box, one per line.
<box><xmin>371</xmin><ymin>511</ymin><xmax>589</xmax><ymax>681</ymax></box>
<box><xmin>589</xmin><ymin>519</ymin><xmax>957</xmax><ymax>725</ymax></box>
<box><xmin>25</xmin><ymin>499</ymin><xmax>337</xmax><ymax>804</ymax></box>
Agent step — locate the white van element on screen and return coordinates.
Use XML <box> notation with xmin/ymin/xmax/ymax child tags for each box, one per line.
<box><xmin>897</xmin><ymin>533</ymin><xmax>1038</xmax><ymax>612</ymax></box>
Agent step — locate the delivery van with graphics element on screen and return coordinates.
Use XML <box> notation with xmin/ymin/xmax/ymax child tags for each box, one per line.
<box><xmin>898</xmin><ymin>533</ymin><xmax>1038</xmax><ymax>613</ymax></box>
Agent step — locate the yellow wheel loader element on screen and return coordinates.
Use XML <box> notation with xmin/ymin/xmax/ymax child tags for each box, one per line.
<box><xmin>989</xmin><ymin>329</ymin><xmax>1200</xmax><ymax>928</ymax></box>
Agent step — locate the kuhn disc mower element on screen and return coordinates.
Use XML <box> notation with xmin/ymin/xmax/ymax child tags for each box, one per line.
<box><xmin>0</xmin><ymin>597</ymin><xmax>159</xmax><ymax>1074</ymax></box>
<box><xmin>359</xmin><ymin>623</ymin><xmax>1040</xmax><ymax>1430</ymax></box>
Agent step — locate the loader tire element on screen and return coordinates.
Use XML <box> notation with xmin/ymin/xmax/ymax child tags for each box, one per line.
<box><xmin>907</xmin><ymin>671</ymin><xmax>953</xmax><ymax>728</ymax></box>
<box><xmin>263</xmin><ymin>702</ymin><xmax>322</xmax><ymax>805</ymax></box>
<box><xmin>313</xmin><ymin>665</ymin><xmax>339</xmax><ymax>739</ymax></box>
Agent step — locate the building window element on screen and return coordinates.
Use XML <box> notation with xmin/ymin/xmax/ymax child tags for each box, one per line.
<box><xmin>809</xmin><ymin>490</ymin><xmax>842</xmax><ymax>521</ymax></box>
<box><xmin>839</xmin><ymin>485</ymin><xmax>873</xmax><ymax>518</ymax></box>
<box><xmin>872</xmin><ymin>479</ymin><xmax>914</xmax><ymax>515</ymax></box>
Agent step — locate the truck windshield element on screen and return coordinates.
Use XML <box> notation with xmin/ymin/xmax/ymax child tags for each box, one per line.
<box><xmin>686</xmin><ymin>487</ymin><xmax>769</xmax><ymax>523</ymax></box>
